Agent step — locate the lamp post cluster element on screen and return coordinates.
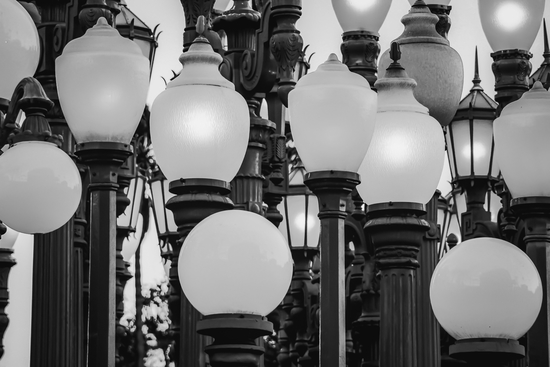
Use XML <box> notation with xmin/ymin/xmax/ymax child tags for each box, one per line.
<box><xmin>1</xmin><ymin>0</ymin><xmax>550</xmax><ymax>367</ymax></box>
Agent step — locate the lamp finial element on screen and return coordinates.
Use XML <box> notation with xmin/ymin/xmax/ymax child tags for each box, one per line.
<box><xmin>196</xmin><ymin>15</ymin><xmax>206</xmax><ymax>37</ymax></box>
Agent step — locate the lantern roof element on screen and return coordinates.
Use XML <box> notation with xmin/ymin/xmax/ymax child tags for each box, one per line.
<box><xmin>452</xmin><ymin>48</ymin><xmax>497</xmax><ymax>122</ymax></box>
<box><xmin>116</xmin><ymin>0</ymin><xmax>154</xmax><ymax>35</ymax></box>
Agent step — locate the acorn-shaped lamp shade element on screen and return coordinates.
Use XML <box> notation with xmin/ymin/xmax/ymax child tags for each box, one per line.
<box><xmin>408</xmin><ymin>0</ymin><xmax>451</xmax><ymax>5</ymax></box>
<box><xmin>0</xmin><ymin>142</ymin><xmax>82</xmax><ymax>234</ymax></box>
<box><xmin>0</xmin><ymin>0</ymin><xmax>40</xmax><ymax>101</ymax></box>
<box><xmin>358</xmin><ymin>45</ymin><xmax>445</xmax><ymax>205</ymax></box>
<box><xmin>430</xmin><ymin>237</ymin><xmax>542</xmax><ymax>340</ymax></box>
<box><xmin>288</xmin><ymin>54</ymin><xmax>377</xmax><ymax>173</ymax></box>
<box><xmin>493</xmin><ymin>82</ymin><xmax>550</xmax><ymax>198</ymax></box>
<box><xmin>178</xmin><ymin>210</ymin><xmax>293</xmax><ymax>316</ymax></box>
<box><xmin>478</xmin><ymin>0</ymin><xmax>544</xmax><ymax>52</ymax></box>
<box><xmin>56</xmin><ymin>18</ymin><xmax>150</xmax><ymax>144</ymax></box>
<box><xmin>331</xmin><ymin>0</ymin><xmax>392</xmax><ymax>33</ymax></box>
<box><xmin>150</xmin><ymin>26</ymin><xmax>249</xmax><ymax>182</ymax></box>
<box><xmin>378</xmin><ymin>4</ymin><xmax>463</xmax><ymax>127</ymax></box>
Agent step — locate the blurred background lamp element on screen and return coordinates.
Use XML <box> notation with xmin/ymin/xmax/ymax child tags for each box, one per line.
<box><xmin>331</xmin><ymin>0</ymin><xmax>392</xmax><ymax>33</ymax></box>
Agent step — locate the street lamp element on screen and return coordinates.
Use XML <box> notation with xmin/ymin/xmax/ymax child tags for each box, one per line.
<box><xmin>56</xmin><ymin>16</ymin><xmax>150</xmax><ymax>367</ymax></box>
<box><xmin>431</xmin><ymin>237</ymin><xmax>542</xmax><ymax>366</ymax></box>
<box><xmin>179</xmin><ymin>210</ymin><xmax>293</xmax><ymax>366</ymax></box>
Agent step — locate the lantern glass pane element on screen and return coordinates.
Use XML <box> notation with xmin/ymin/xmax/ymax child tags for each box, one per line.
<box><xmin>130</xmin><ymin>176</ymin><xmax>145</xmax><ymax>230</ymax></box>
<box><xmin>478</xmin><ymin>0</ymin><xmax>544</xmax><ymax>52</ymax></box>
<box><xmin>279</xmin><ymin>195</ymin><xmax>320</xmax><ymax>248</ymax></box>
<box><xmin>150</xmin><ymin>178</ymin><xmax>167</xmax><ymax>235</ymax></box>
<box><xmin>331</xmin><ymin>0</ymin><xmax>392</xmax><ymax>33</ymax></box>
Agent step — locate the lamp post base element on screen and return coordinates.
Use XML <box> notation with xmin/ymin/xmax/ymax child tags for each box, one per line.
<box><xmin>449</xmin><ymin>338</ymin><xmax>524</xmax><ymax>367</ymax></box>
<box><xmin>197</xmin><ymin>314</ymin><xmax>273</xmax><ymax>367</ymax></box>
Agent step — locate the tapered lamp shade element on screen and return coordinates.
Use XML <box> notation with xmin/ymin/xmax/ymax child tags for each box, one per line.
<box><xmin>478</xmin><ymin>0</ymin><xmax>544</xmax><ymax>52</ymax></box>
<box><xmin>494</xmin><ymin>82</ymin><xmax>550</xmax><ymax>198</ymax></box>
<box><xmin>0</xmin><ymin>226</ymin><xmax>19</xmax><ymax>250</ymax></box>
<box><xmin>151</xmin><ymin>35</ymin><xmax>249</xmax><ymax>182</ymax></box>
<box><xmin>179</xmin><ymin>210</ymin><xmax>293</xmax><ymax>316</ymax></box>
<box><xmin>357</xmin><ymin>61</ymin><xmax>445</xmax><ymax>205</ymax></box>
<box><xmin>288</xmin><ymin>54</ymin><xmax>377</xmax><ymax>172</ymax></box>
<box><xmin>408</xmin><ymin>0</ymin><xmax>451</xmax><ymax>5</ymax></box>
<box><xmin>331</xmin><ymin>0</ymin><xmax>392</xmax><ymax>32</ymax></box>
<box><xmin>379</xmin><ymin>5</ymin><xmax>463</xmax><ymax>126</ymax></box>
<box><xmin>56</xmin><ymin>18</ymin><xmax>150</xmax><ymax>144</ymax></box>
<box><xmin>0</xmin><ymin>0</ymin><xmax>40</xmax><ymax>101</ymax></box>
<box><xmin>430</xmin><ymin>237</ymin><xmax>542</xmax><ymax>340</ymax></box>
<box><xmin>0</xmin><ymin>142</ymin><xmax>82</xmax><ymax>234</ymax></box>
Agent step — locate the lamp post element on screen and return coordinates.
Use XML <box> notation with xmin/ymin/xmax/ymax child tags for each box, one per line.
<box><xmin>56</xmin><ymin>17</ymin><xmax>150</xmax><ymax>367</ymax></box>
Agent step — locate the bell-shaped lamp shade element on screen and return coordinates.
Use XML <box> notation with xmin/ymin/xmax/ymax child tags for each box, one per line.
<box><xmin>478</xmin><ymin>0</ymin><xmax>544</xmax><ymax>52</ymax></box>
<box><xmin>278</xmin><ymin>168</ymin><xmax>320</xmax><ymax>248</ymax></box>
<box><xmin>0</xmin><ymin>0</ymin><xmax>40</xmax><ymax>101</ymax></box>
<box><xmin>430</xmin><ymin>237</ymin><xmax>542</xmax><ymax>340</ymax></box>
<box><xmin>151</xmin><ymin>36</ymin><xmax>249</xmax><ymax>182</ymax></box>
<box><xmin>331</xmin><ymin>0</ymin><xmax>392</xmax><ymax>33</ymax></box>
<box><xmin>56</xmin><ymin>18</ymin><xmax>150</xmax><ymax>144</ymax></box>
<box><xmin>408</xmin><ymin>0</ymin><xmax>451</xmax><ymax>5</ymax></box>
<box><xmin>357</xmin><ymin>61</ymin><xmax>445</xmax><ymax>205</ymax></box>
<box><xmin>378</xmin><ymin>5</ymin><xmax>463</xmax><ymax>127</ymax></box>
<box><xmin>288</xmin><ymin>54</ymin><xmax>377</xmax><ymax>173</ymax></box>
<box><xmin>0</xmin><ymin>225</ymin><xmax>19</xmax><ymax>249</ymax></box>
<box><xmin>0</xmin><ymin>142</ymin><xmax>82</xmax><ymax>234</ymax></box>
<box><xmin>494</xmin><ymin>82</ymin><xmax>550</xmax><ymax>198</ymax></box>
<box><xmin>179</xmin><ymin>210</ymin><xmax>293</xmax><ymax>316</ymax></box>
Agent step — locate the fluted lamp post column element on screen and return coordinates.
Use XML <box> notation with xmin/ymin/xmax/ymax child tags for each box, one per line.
<box><xmin>288</xmin><ymin>53</ymin><xmax>377</xmax><ymax>367</ymax></box>
<box><xmin>493</xmin><ymin>82</ymin><xmax>550</xmax><ymax>367</ymax></box>
<box><xmin>56</xmin><ymin>17</ymin><xmax>150</xmax><ymax>367</ymax></box>
<box><xmin>431</xmin><ymin>237</ymin><xmax>542</xmax><ymax>367</ymax></box>
<box><xmin>358</xmin><ymin>44</ymin><xmax>445</xmax><ymax>367</ymax></box>
<box><xmin>150</xmin><ymin>17</ymin><xmax>249</xmax><ymax>367</ymax></box>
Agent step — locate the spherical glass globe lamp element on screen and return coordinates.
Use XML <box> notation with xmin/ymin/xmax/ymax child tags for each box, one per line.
<box><xmin>0</xmin><ymin>142</ymin><xmax>82</xmax><ymax>234</ymax></box>
<box><xmin>178</xmin><ymin>210</ymin><xmax>293</xmax><ymax>316</ymax></box>
<box><xmin>150</xmin><ymin>34</ymin><xmax>249</xmax><ymax>183</ymax></box>
<box><xmin>478</xmin><ymin>0</ymin><xmax>544</xmax><ymax>52</ymax></box>
<box><xmin>331</xmin><ymin>0</ymin><xmax>392</xmax><ymax>33</ymax></box>
<box><xmin>378</xmin><ymin>5</ymin><xmax>463</xmax><ymax>127</ymax></box>
<box><xmin>0</xmin><ymin>225</ymin><xmax>19</xmax><ymax>250</ymax></box>
<box><xmin>357</xmin><ymin>56</ymin><xmax>445</xmax><ymax>205</ymax></box>
<box><xmin>493</xmin><ymin>82</ymin><xmax>550</xmax><ymax>198</ymax></box>
<box><xmin>431</xmin><ymin>237</ymin><xmax>542</xmax><ymax>340</ymax></box>
<box><xmin>288</xmin><ymin>54</ymin><xmax>377</xmax><ymax>173</ymax></box>
<box><xmin>56</xmin><ymin>18</ymin><xmax>150</xmax><ymax>144</ymax></box>
<box><xmin>0</xmin><ymin>0</ymin><xmax>40</xmax><ymax>101</ymax></box>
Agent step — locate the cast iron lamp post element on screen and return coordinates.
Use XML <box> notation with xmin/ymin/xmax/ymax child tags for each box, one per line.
<box><xmin>56</xmin><ymin>16</ymin><xmax>150</xmax><ymax>367</ymax></box>
<box><xmin>149</xmin><ymin>17</ymin><xmax>249</xmax><ymax>367</ymax></box>
<box><xmin>357</xmin><ymin>43</ymin><xmax>445</xmax><ymax>367</ymax></box>
<box><xmin>288</xmin><ymin>52</ymin><xmax>377</xmax><ymax>367</ymax></box>
<box><xmin>431</xmin><ymin>237</ymin><xmax>542</xmax><ymax>367</ymax></box>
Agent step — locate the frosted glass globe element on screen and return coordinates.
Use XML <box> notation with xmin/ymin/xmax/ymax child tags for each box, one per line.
<box><xmin>0</xmin><ymin>0</ymin><xmax>40</xmax><ymax>100</ymax></box>
<box><xmin>493</xmin><ymin>82</ymin><xmax>550</xmax><ymax>198</ymax></box>
<box><xmin>0</xmin><ymin>142</ymin><xmax>82</xmax><ymax>234</ymax></box>
<box><xmin>150</xmin><ymin>36</ymin><xmax>249</xmax><ymax>183</ymax></box>
<box><xmin>288</xmin><ymin>54</ymin><xmax>377</xmax><ymax>172</ymax></box>
<box><xmin>430</xmin><ymin>237</ymin><xmax>542</xmax><ymax>340</ymax></box>
<box><xmin>331</xmin><ymin>0</ymin><xmax>392</xmax><ymax>32</ymax></box>
<box><xmin>408</xmin><ymin>0</ymin><xmax>451</xmax><ymax>5</ymax></box>
<box><xmin>478</xmin><ymin>0</ymin><xmax>544</xmax><ymax>52</ymax></box>
<box><xmin>179</xmin><ymin>210</ymin><xmax>293</xmax><ymax>316</ymax></box>
<box><xmin>357</xmin><ymin>67</ymin><xmax>445</xmax><ymax>205</ymax></box>
<box><xmin>0</xmin><ymin>225</ymin><xmax>19</xmax><ymax>250</ymax></box>
<box><xmin>56</xmin><ymin>18</ymin><xmax>150</xmax><ymax>144</ymax></box>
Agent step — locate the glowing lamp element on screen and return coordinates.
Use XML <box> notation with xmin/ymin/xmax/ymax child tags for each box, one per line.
<box><xmin>378</xmin><ymin>4</ymin><xmax>463</xmax><ymax>126</ymax></box>
<box><xmin>150</xmin><ymin>31</ymin><xmax>249</xmax><ymax>182</ymax></box>
<box><xmin>493</xmin><ymin>82</ymin><xmax>550</xmax><ymax>198</ymax></box>
<box><xmin>288</xmin><ymin>54</ymin><xmax>377</xmax><ymax>172</ymax></box>
<box><xmin>0</xmin><ymin>226</ymin><xmax>19</xmax><ymax>250</ymax></box>
<box><xmin>56</xmin><ymin>18</ymin><xmax>150</xmax><ymax>144</ymax></box>
<box><xmin>331</xmin><ymin>0</ymin><xmax>392</xmax><ymax>33</ymax></box>
<box><xmin>430</xmin><ymin>237</ymin><xmax>542</xmax><ymax>340</ymax></box>
<box><xmin>179</xmin><ymin>210</ymin><xmax>293</xmax><ymax>316</ymax></box>
<box><xmin>0</xmin><ymin>142</ymin><xmax>82</xmax><ymax>234</ymax></box>
<box><xmin>0</xmin><ymin>0</ymin><xmax>40</xmax><ymax>101</ymax></box>
<box><xmin>358</xmin><ymin>47</ymin><xmax>445</xmax><ymax>205</ymax></box>
<box><xmin>278</xmin><ymin>166</ymin><xmax>320</xmax><ymax>248</ymax></box>
<box><xmin>478</xmin><ymin>0</ymin><xmax>544</xmax><ymax>52</ymax></box>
